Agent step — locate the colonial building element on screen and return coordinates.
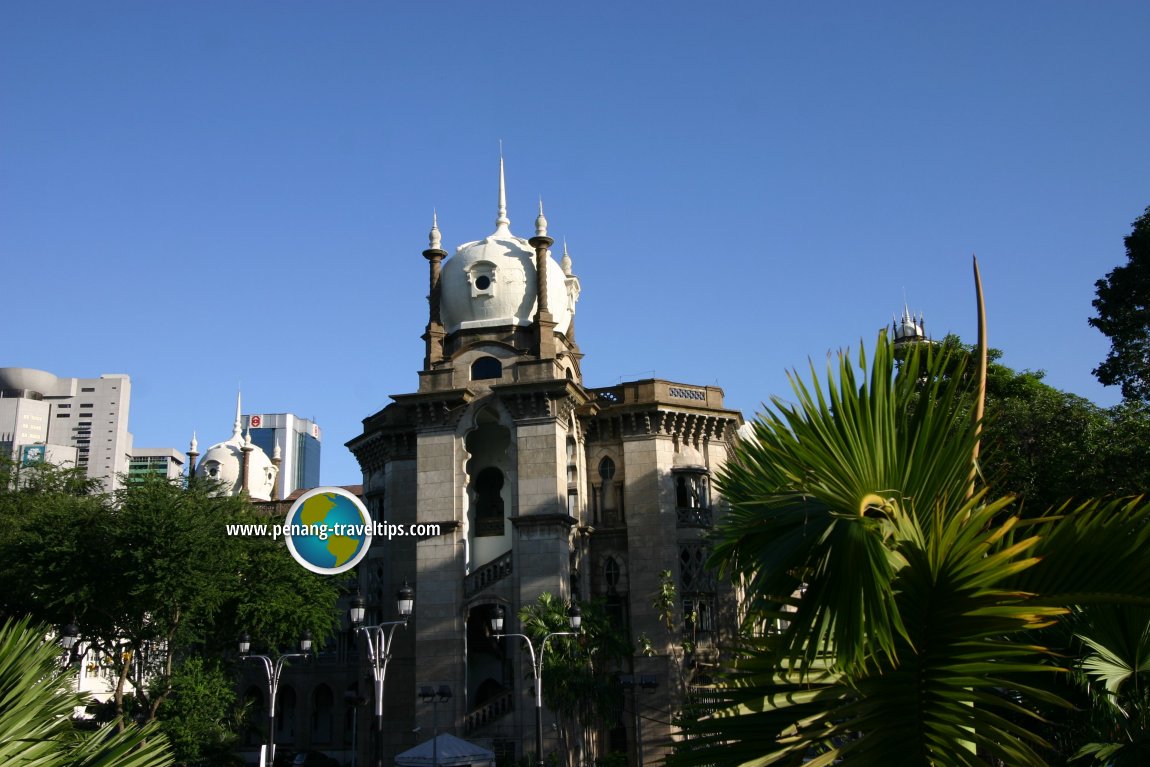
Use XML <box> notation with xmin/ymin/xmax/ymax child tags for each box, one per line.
<box><xmin>346</xmin><ymin>159</ymin><xmax>743</xmax><ymax>765</ymax></box>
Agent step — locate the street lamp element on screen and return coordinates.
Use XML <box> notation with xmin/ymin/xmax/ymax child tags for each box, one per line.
<box><xmin>418</xmin><ymin>684</ymin><xmax>453</xmax><ymax>767</ymax></box>
<box><xmin>350</xmin><ymin>582</ymin><xmax>414</xmax><ymax>767</ymax></box>
<box><xmin>620</xmin><ymin>674</ymin><xmax>659</xmax><ymax>765</ymax></box>
<box><xmin>58</xmin><ymin>623</ymin><xmax>80</xmax><ymax>669</ymax></box>
<box><xmin>490</xmin><ymin>603</ymin><xmax>582</xmax><ymax>767</ymax></box>
<box><xmin>239</xmin><ymin>630</ymin><xmax>313</xmax><ymax>767</ymax></box>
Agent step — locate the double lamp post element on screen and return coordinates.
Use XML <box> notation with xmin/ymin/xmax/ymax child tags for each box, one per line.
<box><xmin>64</xmin><ymin>590</ymin><xmax>584</xmax><ymax>767</ymax></box>
<box><xmin>490</xmin><ymin>603</ymin><xmax>581</xmax><ymax>767</ymax></box>
<box><xmin>238</xmin><ymin>583</ymin><xmax>414</xmax><ymax>767</ymax></box>
<box><xmin>239</xmin><ymin>629</ymin><xmax>314</xmax><ymax>767</ymax></box>
<box><xmin>350</xmin><ymin>583</ymin><xmax>414</xmax><ymax>767</ymax></box>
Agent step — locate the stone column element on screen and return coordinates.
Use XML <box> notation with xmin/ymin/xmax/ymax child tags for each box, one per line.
<box><xmin>422</xmin><ymin>247</ymin><xmax>447</xmax><ymax>369</ymax></box>
<box><xmin>529</xmin><ymin>235</ymin><xmax>557</xmax><ymax>359</ymax></box>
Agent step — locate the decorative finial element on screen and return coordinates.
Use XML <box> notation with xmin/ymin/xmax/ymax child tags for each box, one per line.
<box><xmin>429</xmin><ymin>209</ymin><xmax>441</xmax><ymax>250</ymax></box>
<box><xmin>561</xmin><ymin>239</ymin><xmax>573</xmax><ymax>276</ymax></box>
<box><xmin>232</xmin><ymin>391</ymin><xmax>243</xmax><ymax>438</ymax></box>
<box><xmin>496</xmin><ymin>143</ymin><xmax>510</xmax><ymax>231</ymax></box>
<box><xmin>243</xmin><ymin>427</ymin><xmax>253</xmax><ymax>450</ymax></box>
<box><xmin>189</xmin><ymin>431</ymin><xmax>198</xmax><ymax>453</ymax></box>
<box><xmin>535</xmin><ymin>197</ymin><xmax>548</xmax><ymax>237</ymax></box>
<box><xmin>273</xmin><ymin>440</ymin><xmax>282</xmax><ymax>461</ymax></box>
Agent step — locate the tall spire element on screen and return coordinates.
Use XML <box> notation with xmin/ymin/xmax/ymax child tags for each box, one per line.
<box><xmin>232</xmin><ymin>390</ymin><xmax>243</xmax><ymax>438</ymax></box>
<box><xmin>495</xmin><ymin>143</ymin><xmax>510</xmax><ymax>232</ymax></box>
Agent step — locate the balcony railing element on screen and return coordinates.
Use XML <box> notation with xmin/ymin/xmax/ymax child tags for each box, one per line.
<box><xmin>676</xmin><ymin>506</ymin><xmax>712</xmax><ymax>528</ymax></box>
<box><xmin>465</xmin><ymin>689</ymin><xmax>515</xmax><ymax>734</ymax></box>
<box><xmin>464</xmin><ymin>550</ymin><xmax>513</xmax><ymax>597</ymax></box>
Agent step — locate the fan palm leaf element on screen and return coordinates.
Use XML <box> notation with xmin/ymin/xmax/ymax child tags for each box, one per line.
<box><xmin>1069</xmin><ymin>605</ymin><xmax>1150</xmax><ymax>765</ymax></box>
<box><xmin>0</xmin><ymin>616</ymin><xmax>172</xmax><ymax>767</ymax></box>
<box><xmin>671</xmin><ymin>330</ymin><xmax>1150</xmax><ymax>767</ymax></box>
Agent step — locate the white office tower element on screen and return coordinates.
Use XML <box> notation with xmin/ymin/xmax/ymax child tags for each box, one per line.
<box><xmin>0</xmin><ymin>367</ymin><xmax>133</xmax><ymax>492</ymax></box>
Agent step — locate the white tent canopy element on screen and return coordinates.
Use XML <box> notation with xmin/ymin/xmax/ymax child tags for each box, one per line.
<box><xmin>394</xmin><ymin>733</ymin><xmax>495</xmax><ymax>767</ymax></box>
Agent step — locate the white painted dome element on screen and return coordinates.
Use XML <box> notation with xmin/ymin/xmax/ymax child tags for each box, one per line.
<box><xmin>196</xmin><ymin>401</ymin><xmax>277</xmax><ymax>501</ymax></box>
<box><xmin>894</xmin><ymin>306</ymin><xmax>925</xmax><ymax>341</ymax></box>
<box><xmin>440</xmin><ymin>223</ymin><xmax>574</xmax><ymax>335</ymax></box>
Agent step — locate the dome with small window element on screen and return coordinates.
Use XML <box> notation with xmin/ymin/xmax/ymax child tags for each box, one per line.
<box><xmin>195</xmin><ymin>395</ymin><xmax>277</xmax><ymax>501</ymax></box>
<box><xmin>438</xmin><ymin>160</ymin><xmax>576</xmax><ymax>336</ymax></box>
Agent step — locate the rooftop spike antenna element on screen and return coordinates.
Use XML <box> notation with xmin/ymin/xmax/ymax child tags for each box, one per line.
<box><xmin>496</xmin><ymin>141</ymin><xmax>510</xmax><ymax>230</ymax></box>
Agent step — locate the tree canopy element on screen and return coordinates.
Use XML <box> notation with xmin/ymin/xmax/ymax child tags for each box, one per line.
<box><xmin>912</xmin><ymin>334</ymin><xmax>1150</xmax><ymax>508</ymax></box>
<box><xmin>1090</xmin><ymin>204</ymin><xmax>1150</xmax><ymax>402</ymax></box>
<box><xmin>0</xmin><ymin>463</ymin><xmax>342</xmax><ymax>765</ymax></box>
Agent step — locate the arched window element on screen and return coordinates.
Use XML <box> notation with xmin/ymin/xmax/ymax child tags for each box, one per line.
<box><xmin>475</xmin><ymin>467</ymin><xmax>505</xmax><ymax>537</ymax></box>
<box><xmin>471</xmin><ymin>357</ymin><xmax>502</xmax><ymax>381</ymax></box>
<box><xmin>599</xmin><ymin>457</ymin><xmax>616</xmax><ymax>481</ymax></box>
<box><xmin>674</xmin><ymin>468</ymin><xmax>712</xmax><ymax>527</ymax></box>
<box><xmin>312</xmin><ymin>685</ymin><xmax>334</xmax><ymax>743</ymax></box>
<box><xmin>605</xmin><ymin>557</ymin><xmax>621</xmax><ymax>593</ymax></box>
<box><xmin>567</xmin><ymin>437</ymin><xmax>578</xmax><ymax>485</ymax></box>
<box><xmin>598</xmin><ymin>457</ymin><xmax>621</xmax><ymax>525</ymax></box>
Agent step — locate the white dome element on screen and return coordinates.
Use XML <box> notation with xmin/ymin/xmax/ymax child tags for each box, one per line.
<box><xmin>440</xmin><ymin>223</ymin><xmax>574</xmax><ymax>336</ymax></box>
<box><xmin>894</xmin><ymin>307</ymin><xmax>925</xmax><ymax>341</ymax></box>
<box><xmin>197</xmin><ymin>427</ymin><xmax>277</xmax><ymax>501</ymax></box>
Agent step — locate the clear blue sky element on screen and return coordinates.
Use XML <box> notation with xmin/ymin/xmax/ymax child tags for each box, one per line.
<box><xmin>3</xmin><ymin>2</ymin><xmax>1147</xmax><ymax>485</ymax></box>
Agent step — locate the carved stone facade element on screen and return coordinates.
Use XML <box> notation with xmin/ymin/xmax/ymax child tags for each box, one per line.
<box><xmin>345</xmin><ymin>170</ymin><xmax>743</xmax><ymax>766</ymax></box>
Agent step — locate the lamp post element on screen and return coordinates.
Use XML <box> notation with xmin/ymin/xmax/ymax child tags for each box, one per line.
<box><xmin>620</xmin><ymin>674</ymin><xmax>658</xmax><ymax>765</ymax></box>
<box><xmin>59</xmin><ymin>623</ymin><xmax>79</xmax><ymax>668</ymax></box>
<box><xmin>418</xmin><ymin>684</ymin><xmax>452</xmax><ymax>766</ymax></box>
<box><xmin>239</xmin><ymin>630</ymin><xmax>313</xmax><ymax>767</ymax></box>
<box><xmin>490</xmin><ymin>603</ymin><xmax>581</xmax><ymax>767</ymax></box>
<box><xmin>350</xmin><ymin>582</ymin><xmax>414</xmax><ymax>767</ymax></box>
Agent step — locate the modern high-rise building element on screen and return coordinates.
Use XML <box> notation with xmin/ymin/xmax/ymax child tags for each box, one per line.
<box><xmin>0</xmin><ymin>368</ymin><xmax>134</xmax><ymax>492</ymax></box>
<box><xmin>127</xmin><ymin>448</ymin><xmax>186</xmax><ymax>484</ymax></box>
<box><xmin>244</xmin><ymin>412</ymin><xmax>321</xmax><ymax>498</ymax></box>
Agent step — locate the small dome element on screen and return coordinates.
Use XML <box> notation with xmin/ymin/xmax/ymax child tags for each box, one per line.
<box><xmin>440</xmin><ymin>227</ymin><xmax>574</xmax><ymax>335</ymax></box>
<box><xmin>893</xmin><ymin>306</ymin><xmax>926</xmax><ymax>342</ymax></box>
<box><xmin>196</xmin><ymin>409</ymin><xmax>277</xmax><ymax>501</ymax></box>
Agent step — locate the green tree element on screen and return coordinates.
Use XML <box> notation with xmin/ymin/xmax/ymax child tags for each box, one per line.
<box><xmin>910</xmin><ymin>334</ymin><xmax>1150</xmax><ymax>508</ymax></box>
<box><xmin>1090</xmin><ymin>205</ymin><xmax>1150</xmax><ymax>402</ymax></box>
<box><xmin>0</xmin><ymin>472</ymin><xmax>341</xmax><ymax>740</ymax></box>
<box><xmin>519</xmin><ymin>593</ymin><xmax>631</xmax><ymax>766</ymax></box>
<box><xmin>0</xmin><ymin>615</ymin><xmax>173</xmax><ymax>767</ymax></box>
<box><xmin>669</xmin><ymin>335</ymin><xmax>1150</xmax><ymax>767</ymax></box>
<box><xmin>154</xmin><ymin>657</ymin><xmax>241</xmax><ymax>766</ymax></box>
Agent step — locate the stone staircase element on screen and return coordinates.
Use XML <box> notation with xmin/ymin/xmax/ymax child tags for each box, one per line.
<box><xmin>464</xmin><ymin>550</ymin><xmax>513</xmax><ymax>597</ymax></box>
<box><xmin>464</xmin><ymin>689</ymin><xmax>515</xmax><ymax>736</ymax></box>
